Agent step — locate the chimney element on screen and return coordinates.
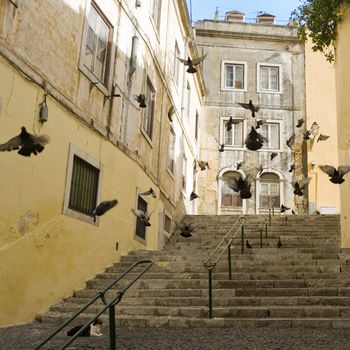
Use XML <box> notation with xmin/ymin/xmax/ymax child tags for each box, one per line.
<box><xmin>256</xmin><ymin>13</ymin><xmax>275</xmax><ymax>24</ymax></box>
<box><xmin>225</xmin><ymin>10</ymin><xmax>245</xmax><ymax>22</ymax></box>
<box><xmin>214</xmin><ymin>7</ymin><xmax>219</xmax><ymax>20</ymax></box>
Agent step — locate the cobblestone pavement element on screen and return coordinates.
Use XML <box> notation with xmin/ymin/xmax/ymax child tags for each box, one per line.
<box><xmin>2</xmin><ymin>321</ymin><xmax>350</xmax><ymax>350</ymax></box>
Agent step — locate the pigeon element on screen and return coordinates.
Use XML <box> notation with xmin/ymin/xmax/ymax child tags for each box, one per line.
<box><xmin>319</xmin><ymin>165</ymin><xmax>350</xmax><ymax>184</ymax></box>
<box><xmin>197</xmin><ymin>160</ymin><xmax>210</xmax><ymax>171</ymax></box>
<box><xmin>190</xmin><ymin>191</ymin><xmax>199</xmax><ymax>201</ymax></box>
<box><xmin>256</xmin><ymin>164</ymin><xmax>264</xmax><ymax>176</ymax></box>
<box><xmin>246</xmin><ymin>240</ymin><xmax>252</xmax><ymax>249</ymax></box>
<box><xmin>245</xmin><ymin>126</ymin><xmax>268</xmax><ymax>151</ymax></box>
<box><xmin>292</xmin><ymin>209</ymin><xmax>296</xmax><ymax>215</ymax></box>
<box><xmin>286</xmin><ymin>134</ymin><xmax>295</xmax><ymax>150</ymax></box>
<box><xmin>223</xmin><ymin>175</ymin><xmax>252</xmax><ymax>199</ymax></box>
<box><xmin>168</xmin><ymin>106</ymin><xmax>175</xmax><ymax>122</ymax></box>
<box><xmin>316</xmin><ymin>210</ymin><xmax>320</xmax><ymax>215</ymax></box>
<box><xmin>317</xmin><ymin>134</ymin><xmax>330</xmax><ymax>142</ymax></box>
<box><xmin>289</xmin><ymin>164</ymin><xmax>296</xmax><ymax>173</ymax></box>
<box><xmin>270</xmin><ymin>152</ymin><xmax>278</xmax><ymax>161</ymax></box>
<box><xmin>225</xmin><ymin>117</ymin><xmax>240</xmax><ymax>132</ymax></box>
<box><xmin>296</xmin><ymin>119</ymin><xmax>304</xmax><ymax>128</ymax></box>
<box><xmin>177</xmin><ymin>54</ymin><xmax>207</xmax><ymax>74</ymax></box>
<box><xmin>93</xmin><ymin>199</ymin><xmax>118</xmax><ymax>222</ymax></box>
<box><xmin>277</xmin><ymin>238</ymin><xmax>282</xmax><ymax>248</ymax></box>
<box><xmin>67</xmin><ymin>318</ymin><xmax>103</xmax><ymax>337</ymax></box>
<box><xmin>0</xmin><ymin>127</ymin><xmax>49</xmax><ymax>157</ymax></box>
<box><xmin>140</xmin><ymin>188</ymin><xmax>157</xmax><ymax>198</ymax></box>
<box><xmin>292</xmin><ymin>178</ymin><xmax>310</xmax><ymax>196</ymax></box>
<box><xmin>280</xmin><ymin>204</ymin><xmax>290</xmax><ymax>213</ymax></box>
<box><xmin>134</xmin><ymin>94</ymin><xmax>147</xmax><ymax>108</ymax></box>
<box><xmin>256</xmin><ymin>120</ymin><xmax>265</xmax><ymax>129</ymax></box>
<box><xmin>237</xmin><ymin>161</ymin><xmax>244</xmax><ymax>170</ymax></box>
<box><xmin>132</xmin><ymin>209</ymin><xmax>152</xmax><ymax>226</ymax></box>
<box><xmin>238</xmin><ymin>100</ymin><xmax>260</xmax><ymax>118</ymax></box>
<box><xmin>303</xmin><ymin>130</ymin><xmax>312</xmax><ymax>140</ymax></box>
<box><xmin>177</xmin><ymin>222</ymin><xmax>196</xmax><ymax>238</ymax></box>
<box><xmin>219</xmin><ymin>144</ymin><xmax>225</xmax><ymax>152</ymax></box>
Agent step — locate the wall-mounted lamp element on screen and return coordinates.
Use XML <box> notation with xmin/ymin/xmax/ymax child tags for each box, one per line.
<box><xmin>39</xmin><ymin>93</ymin><xmax>48</xmax><ymax>123</ymax></box>
<box><xmin>311</xmin><ymin>122</ymin><xmax>320</xmax><ymax>136</ymax></box>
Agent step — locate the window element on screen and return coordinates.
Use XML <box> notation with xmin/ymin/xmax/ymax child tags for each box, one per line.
<box><xmin>259</xmin><ymin>173</ymin><xmax>280</xmax><ymax>209</ymax></box>
<box><xmin>151</xmin><ymin>0</ymin><xmax>161</xmax><ymax>31</ymax></box>
<box><xmin>167</xmin><ymin>127</ymin><xmax>175</xmax><ymax>174</ymax></box>
<box><xmin>83</xmin><ymin>2</ymin><xmax>113</xmax><ymax>85</ymax></box>
<box><xmin>142</xmin><ymin>78</ymin><xmax>155</xmax><ymax>139</ymax></box>
<box><xmin>260</xmin><ymin>122</ymin><xmax>280</xmax><ymax>149</ymax></box>
<box><xmin>195</xmin><ymin>111</ymin><xmax>199</xmax><ymax>141</ymax></box>
<box><xmin>184</xmin><ymin>82</ymin><xmax>191</xmax><ymax>118</ymax></box>
<box><xmin>223</xmin><ymin>119</ymin><xmax>244</xmax><ymax>148</ymax></box>
<box><xmin>221</xmin><ymin>171</ymin><xmax>242</xmax><ymax>208</ymax></box>
<box><xmin>222</xmin><ymin>61</ymin><xmax>247</xmax><ymax>90</ymax></box>
<box><xmin>135</xmin><ymin>195</ymin><xmax>148</xmax><ymax>240</ymax></box>
<box><xmin>258</xmin><ymin>63</ymin><xmax>281</xmax><ymax>92</ymax></box>
<box><xmin>173</xmin><ymin>42</ymin><xmax>180</xmax><ymax>87</ymax></box>
<box><xmin>164</xmin><ymin>214</ymin><xmax>172</xmax><ymax>234</ymax></box>
<box><xmin>182</xmin><ymin>155</ymin><xmax>187</xmax><ymax>191</ymax></box>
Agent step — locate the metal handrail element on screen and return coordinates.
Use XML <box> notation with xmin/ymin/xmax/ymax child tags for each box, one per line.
<box><xmin>34</xmin><ymin>260</ymin><xmax>153</xmax><ymax>350</ymax></box>
<box><xmin>203</xmin><ymin>215</ymin><xmax>247</xmax><ymax>319</ymax></box>
<box><xmin>258</xmin><ymin>197</ymin><xmax>275</xmax><ymax>247</ymax></box>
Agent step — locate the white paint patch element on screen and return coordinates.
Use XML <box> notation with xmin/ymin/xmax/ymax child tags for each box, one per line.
<box><xmin>18</xmin><ymin>211</ymin><xmax>39</xmax><ymax>234</ymax></box>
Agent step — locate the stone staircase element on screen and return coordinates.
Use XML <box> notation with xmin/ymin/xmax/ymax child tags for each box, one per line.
<box><xmin>37</xmin><ymin>214</ymin><xmax>350</xmax><ymax>328</ymax></box>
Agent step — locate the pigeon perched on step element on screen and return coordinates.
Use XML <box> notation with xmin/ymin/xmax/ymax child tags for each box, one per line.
<box><xmin>177</xmin><ymin>54</ymin><xmax>207</xmax><ymax>74</ymax></box>
<box><xmin>93</xmin><ymin>199</ymin><xmax>118</xmax><ymax>222</ymax></box>
<box><xmin>246</xmin><ymin>240</ymin><xmax>252</xmax><ymax>249</ymax></box>
<box><xmin>319</xmin><ymin>165</ymin><xmax>350</xmax><ymax>184</ymax></box>
<box><xmin>245</xmin><ymin>126</ymin><xmax>268</xmax><ymax>151</ymax></box>
<box><xmin>67</xmin><ymin>318</ymin><xmax>103</xmax><ymax>337</ymax></box>
<box><xmin>277</xmin><ymin>238</ymin><xmax>282</xmax><ymax>248</ymax></box>
<box><xmin>238</xmin><ymin>100</ymin><xmax>260</xmax><ymax>118</ymax></box>
<box><xmin>0</xmin><ymin>126</ymin><xmax>49</xmax><ymax>157</ymax></box>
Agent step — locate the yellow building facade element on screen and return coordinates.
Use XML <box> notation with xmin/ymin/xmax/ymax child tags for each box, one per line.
<box><xmin>0</xmin><ymin>0</ymin><xmax>204</xmax><ymax>326</ymax></box>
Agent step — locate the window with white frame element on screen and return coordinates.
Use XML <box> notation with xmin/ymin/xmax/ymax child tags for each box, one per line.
<box><xmin>222</xmin><ymin>61</ymin><xmax>246</xmax><ymax>90</ymax></box>
<box><xmin>167</xmin><ymin>127</ymin><xmax>176</xmax><ymax>174</ymax></box>
<box><xmin>182</xmin><ymin>155</ymin><xmax>187</xmax><ymax>191</ymax></box>
<box><xmin>173</xmin><ymin>42</ymin><xmax>180</xmax><ymax>87</ymax></box>
<box><xmin>260</xmin><ymin>122</ymin><xmax>280</xmax><ymax>149</ymax></box>
<box><xmin>221</xmin><ymin>171</ymin><xmax>243</xmax><ymax>208</ymax></box>
<box><xmin>185</xmin><ymin>82</ymin><xmax>191</xmax><ymax>117</ymax></box>
<box><xmin>223</xmin><ymin>119</ymin><xmax>244</xmax><ymax>148</ymax></box>
<box><xmin>142</xmin><ymin>78</ymin><xmax>155</xmax><ymax>139</ymax></box>
<box><xmin>83</xmin><ymin>1</ymin><xmax>113</xmax><ymax>85</ymax></box>
<box><xmin>150</xmin><ymin>0</ymin><xmax>161</xmax><ymax>31</ymax></box>
<box><xmin>164</xmin><ymin>213</ymin><xmax>172</xmax><ymax>234</ymax></box>
<box><xmin>259</xmin><ymin>173</ymin><xmax>280</xmax><ymax>209</ymax></box>
<box><xmin>258</xmin><ymin>64</ymin><xmax>281</xmax><ymax>92</ymax></box>
<box><xmin>135</xmin><ymin>194</ymin><xmax>148</xmax><ymax>240</ymax></box>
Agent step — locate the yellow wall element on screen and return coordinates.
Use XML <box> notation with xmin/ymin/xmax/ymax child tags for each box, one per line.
<box><xmin>0</xmin><ymin>58</ymin><xmax>159</xmax><ymax>326</ymax></box>
<box><xmin>336</xmin><ymin>6</ymin><xmax>350</xmax><ymax>247</ymax></box>
<box><xmin>305</xmin><ymin>41</ymin><xmax>340</xmax><ymax>214</ymax></box>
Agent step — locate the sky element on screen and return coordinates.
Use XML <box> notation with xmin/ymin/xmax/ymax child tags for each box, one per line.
<box><xmin>187</xmin><ymin>0</ymin><xmax>302</xmax><ymax>25</ymax></box>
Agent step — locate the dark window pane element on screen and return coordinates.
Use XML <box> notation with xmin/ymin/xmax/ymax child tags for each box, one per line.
<box><xmin>135</xmin><ymin>195</ymin><xmax>147</xmax><ymax>240</ymax></box>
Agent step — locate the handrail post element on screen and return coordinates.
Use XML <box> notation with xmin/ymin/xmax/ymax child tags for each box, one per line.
<box><xmin>269</xmin><ymin>208</ymin><xmax>272</xmax><ymax>226</ymax></box>
<box><xmin>260</xmin><ymin>228</ymin><xmax>263</xmax><ymax>248</ymax></box>
<box><xmin>109</xmin><ymin>304</ymin><xmax>116</xmax><ymax>350</ymax></box>
<box><xmin>265</xmin><ymin>222</ymin><xmax>268</xmax><ymax>239</ymax></box>
<box><xmin>227</xmin><ymin>244</ymin><xmax>232</xmax><ymax>280</ymax></box>
<box><xmin>241</xmin><ymin>224</ymin><xmax>244</xmax><ymax>254</ymax></box>
<box><xmin>208</xmin><ymin>269</ymin><xmax>213</xmax><ymax>319</ymax></box>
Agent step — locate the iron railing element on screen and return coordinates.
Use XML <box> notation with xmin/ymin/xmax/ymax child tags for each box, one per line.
<box><xmin>34</xmin><ymin>260</ymin><xmax>153</xmax><ymax>350</ymax></box>
<box><xmin>203</xmin><ymin>216</ymin><xmax>247</xmax><ymax>319</ymax></box>
<box><xmin>258</xmin><ymin>197</ymin><xmax>275</xmax><ymax>247</ymax></box>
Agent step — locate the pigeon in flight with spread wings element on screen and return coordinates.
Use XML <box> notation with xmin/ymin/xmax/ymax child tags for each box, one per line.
<box><xmin>292</xmin><ymin>178</ymin><xmax>310</xmax><ymax>196</ymax></box>
<box><xmin>177</xmin><ymin>222</ymin><xmax>197</xmax><ymax>238</ymax></box>
<box><xmin>223</xmin><ymin>174</ymin><xmax>252</xmax><ymax>199</ymax></box>
<box><xmin>132</xmin><ymin>209</ymin><xmax>152</xmax><ymax>226</ymax></box>
<box><xmin>134</xmin><ymin>94</ymin><xmax>147</xmax><ymax>108</ymax></box>
<box><xmin>319</xmin><ymin>165</ymin><xmax>350</xmax><ymax>184</ymax></box>
<box><xmin>245</xmin><ymin>126</ymin><xmax>268</xmax><ymax>151</ymax></box>
<box><xmin>177</xmin><ymin>54</ymin><xmax>207</xmax><ymax>74</ymax></box>
<box><xmin>93</xmin><ymin>200</ymin><xmax>118</xmax><ymax>222</ymax></box>
<box><xmin>238</xmin><ymin>100</ymin><xmax>260</xmax><ymax>118</ymax></box>
<box><xmin>0</xmin><ymin>126</ymin><xmax>49</xmax><ymax>157</ymax></box>
<box><xmin>140</xmin><ymin>188</ymin><xmax>157</xmax><ymax>198</ymax></box>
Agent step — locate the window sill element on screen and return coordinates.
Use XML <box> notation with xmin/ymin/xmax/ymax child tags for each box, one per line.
<box><xmin>257</xmin><ymin>148</ymin><xmax>282</xmax><ymax>153</ymax></box>
<box><xmin>79</xmin><ymin>66</ymin><xmax>111</xmax><ymax>96</ymax></box>
<box><xmin>133</xmin><ymin>233</ymin><xmax>147</xmax><ymax>246</ymax></box>
<box><xmin>221</xmin><ymin>87</ymin><xmax>247</xmax><ymax>93</ymax></box>
<box><xmin>223</xmin><ymin>146</ymin><xmax>246</xmax><ymax>151</ymax></box>
<box><xmin>140</xmin><ymin>128</ymin><xmax>154</xmax><ymax>148</ymax></box>
<box><xmin>63</xmin><ymin>207</ymin><xmax>98</xmax><ymax>226</ymax></box>
<box><xmin>257</xmin><ymin>89</ymin><xmax>282</xmax><ymax>95</ymax></box>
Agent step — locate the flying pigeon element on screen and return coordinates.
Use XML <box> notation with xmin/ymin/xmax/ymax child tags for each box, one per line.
<box><xmin>246</xmin><ymin>240</ymin><xmax>252</xmax><ymax>249</ymax></box>
<box><xmin>317</xmin><ymin>134</ymin><xmax>330</xmax><ymax>142</ymax></box>
<box><xmin>289</xmin><ymin>164</ymin><xmax>296</xmax><ymax>173</ymax></box>
<box><xmin>225</xmin><ymin>117</ymin><xmax>241</xmax><ymax>132</ymax></box>
<box><xmin>134</xmin><ymin>94</ymin><xmax>147</xmax><ymax>108</ymax></box>
<box><xmin>270</xmin><ymin>152</ymin><xmax>278</xmax><ymax>161</ymax></box>
<box><xmin>286</xmin><ymin>134</ymin><xmax>295</xmax><ymax>150</ymax></box>
<box><xmin>190</xmin><ymin>191</ymin><xmax>199</xmax><ymax>201</ymax></box>
<box><xmin>132</xmin><ymin>209</ymin><xmax>152</xmax><ymax>226</ymax></box>
<box><xmin>292</xmin><ymin>209</ymin><xmax>296</xmax><ymax>215</ymax></box>
<box><xmin>177</xmin><ymin>222</ymin><xmax>196</xmax><ymax>238</ymax></box>
<box><xmin>93</xmin><ymin>199</ymin><xmax>118</xmax><ymax>222</ymax></box>
<box><xmin>296</xmin><ymin>119</ymin><xmax>304</xmax><ymax>128</ymax></box>
<box><xmin>245</xmin><ymin>126</ymin><xmax>268</xmax><ymax>151</ymax></box>
<box><xmin>219</xmin><ymin>144</ymin><xmax>225</xmax><ymax>152</ymax></box>
<box><xmin>0</xmin><ymin>126</ymin><xmax>49</xmax><ymax>157</ymax></box>
<box><xmin>197</xmin><ymin>160</ymin><xmax>210</xmax><ymax>170</ymax></box>
<box><xmin>237</xmin><ymin>161</ymin><xmax>244</xmax><ymax>170</ymax></box>
<box><xmin>177</xmin><ymin>54</ymin><xmax>207</xmax><ymax>74</ymax></box>
<box><xmin>319</xmin><ymin>165</ymin><xmax>350</xmax><ymax>184</ymax></box>
<box><xmin>280</xmin><ymin>204</ymin><xmax>290</xmax><ymax>213</ymax></box>
<box><xmin>277</xmin><ymin>238</ymin><xmax>282</xmax><ymax>248</ymax></box>
<box><xmin>292</xmin><ymin>178</ymin><xmax>310</xmax><ymax>196</ymax></box>
<box><xmin>238</xmin><ymin>100</ymin><xmax>260</xmax><ymax>118</ymax></box>
<box><xmin>140</xmin><ymin>188</ymin><xmax>157</xmax><ymax>198</ymax></box>
<box><xmin>303</xmin><ymin>130</ymin><xmax>312</xmax><ymax>140</ymax></box>
<box><xmin>256</xmin><ymin>120</ymin><xmax>265</xmax><ymax>129</ymax></box>
<box><xmin>223</xmin><ymin>175</ymin><xmax>252</xmax><ymax>199</ymax></box>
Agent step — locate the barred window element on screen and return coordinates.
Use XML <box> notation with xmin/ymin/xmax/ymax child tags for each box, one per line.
<box><xmin>142</xmin><ymin>78</ymin><xmax>155</xmax><ymax>139</ymax></box>
<box><xmin>164</xmin><ymin>214</ymin><xmax>172</xmax><ymax>234</ymax></box>
<box><xmin>68</xmin><ymin>155</ymin><xmax>100</xmax><ymax>217</ymax></box>
<box><xmin>135</xmin><ymin>195</ymin><xmax>148</xmax><ymax>240</ymax></box>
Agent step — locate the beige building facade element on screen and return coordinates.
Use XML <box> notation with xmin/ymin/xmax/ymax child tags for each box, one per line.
<box><xmin>0</xmin><ymin>0</ymin><xmax>204</xmax><ymax>326</ymax></box>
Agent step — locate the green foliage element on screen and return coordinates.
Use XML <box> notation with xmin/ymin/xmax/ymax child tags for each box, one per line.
<box><xmin>291</xmin><ymin>0</ymin><xmax>350</xmax><ymax>62</ymax></box>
